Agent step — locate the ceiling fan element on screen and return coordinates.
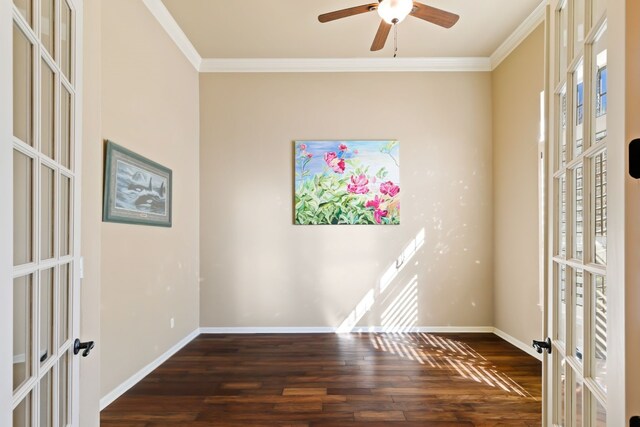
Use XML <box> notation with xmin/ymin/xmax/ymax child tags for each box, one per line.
<box><xmin>318</xmin><ymin>0</ymin><xmax>459</xmax><ymax>52</ymax></box>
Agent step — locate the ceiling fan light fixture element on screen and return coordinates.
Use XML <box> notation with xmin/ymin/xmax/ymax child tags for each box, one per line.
<box><xmin>377</xmin><ymin>0</ymin><xmax>414</xmax><ymax>24</ymax></box>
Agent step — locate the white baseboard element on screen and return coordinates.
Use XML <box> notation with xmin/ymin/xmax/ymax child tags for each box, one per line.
<box><xmin>99</xmin><ymin>328</ymin><xmax>200</xmax><ymax>411</ymax></box>
<box><xmin>199</xmin><ymin>326</ymin><xmax>495</xmax><ymax>334</ymax></box>
<box><xmin>493</xmin><ymin>328</ymin><xmax>543</xmax><ymax>361</ymax></box>
<box><xmin>343</xmin><ymin>326</ymin><xmax>495</xmax><ymax>333</ymax></box>
<box><xmin>199</xmin><ymin>326</ymin><xmax>335</xmax><ymax>334</ymax></box>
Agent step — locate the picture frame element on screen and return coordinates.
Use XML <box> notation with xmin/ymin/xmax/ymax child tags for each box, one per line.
<box><xmin>103</xmin><ymin>140</ymin><xmax>172</xmax><ymax>227</ymax></box>
<box><xmin>294</xmin><ymin>140</ymin><xmax>400</xmax><ymax>225</ymax></box>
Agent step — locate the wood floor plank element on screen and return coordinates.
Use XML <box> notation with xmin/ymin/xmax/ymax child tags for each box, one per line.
<box><xmin>355</xmin><ymin>410</ymin><xmax>406</xmax><ymax>421</ymax></box>
<box><xmin>101</xmin><ymin>333</ymin><xmax>542</xmax><ymax>425</ymax></box>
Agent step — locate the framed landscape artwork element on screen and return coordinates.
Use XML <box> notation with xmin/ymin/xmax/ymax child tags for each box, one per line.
<box><xmin>294</xmin><ymin>140</ymin><xmax>400</xmax><ymax>225</ymax></box>
<box><xmin>103</xmin><ymin>140</ymin><xmax>172</xmax><ymax>227</ymax></box>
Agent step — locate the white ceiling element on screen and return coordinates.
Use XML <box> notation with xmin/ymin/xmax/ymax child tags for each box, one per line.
<box><xmin>161</xmin><ymin>0</ymin><xmax>543</xmax><ymax>59</ymax></box>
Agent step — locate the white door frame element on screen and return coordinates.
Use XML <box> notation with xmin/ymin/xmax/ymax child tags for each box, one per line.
<box><xmin>1</xmin><ymin>0</ymin><xmax>15</xmax><ymax>426</ymax></box>
<box><xmin>71</xmin><ymin>0</ymin><xmax>83</xmax><ymax>425</ymax></box>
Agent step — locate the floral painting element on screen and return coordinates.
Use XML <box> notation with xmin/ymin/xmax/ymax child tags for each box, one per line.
<box><xmin>294</xmin><ymin>140</ymin><xmax>400</xmax><ymax>225</ymax></box>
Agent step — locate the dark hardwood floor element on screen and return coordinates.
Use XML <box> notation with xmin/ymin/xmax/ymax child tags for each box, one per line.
<box><xmin>100</xmin><ymin>333</ymin><xmax>541</xmax><ymax>426</ymax></box>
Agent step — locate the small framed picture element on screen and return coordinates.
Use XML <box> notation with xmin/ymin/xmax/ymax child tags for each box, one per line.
<box><xmin>103</xmin><ymin>140</ymin><xmax>172</xmax><ymax>227</ymax></box>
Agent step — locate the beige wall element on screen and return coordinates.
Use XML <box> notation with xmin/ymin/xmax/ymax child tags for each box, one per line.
<box><xmin>491</xmin><ymin>25</ymin><xmax>544</xmax><ymax>345</ymax></box>
<box><xmin>199</xmin><ymin>72</ymin><xmax>494</xmax><ymax>329</ymax></box>
<box><xmin>99</xmin><ymin>0</ymin><xmax>200</xmax><ymax>398</ymax></box>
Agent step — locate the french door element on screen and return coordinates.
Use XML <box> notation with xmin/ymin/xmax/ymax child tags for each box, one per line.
<box><xmin>9</xmin><ymin>0</ymin><xmax>81</xmax><ymax>425</ymax></box>
<box><xmin>548</xmin><ymin>0</ymin><xmax>608</xmax><ymax>424</ymax></box>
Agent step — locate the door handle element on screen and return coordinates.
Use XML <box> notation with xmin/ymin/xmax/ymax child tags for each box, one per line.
<box><xmin>74</xmin><ymin>339</ymin><xmax>95</xmax><ymax>357</ymax></box>
<box><xmin>532</xmin><ymin>337</ymin><xmax>552</xmax><ymax>354</ymax></box>
<box><xmin>631</xmin><ymin>416</ymin><xmax>640</xmax><ymax>427</ymax></box>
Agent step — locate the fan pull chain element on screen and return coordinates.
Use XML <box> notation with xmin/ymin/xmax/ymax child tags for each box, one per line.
<box><xmin>393</xmin><ymin>24</ymin><xmax>398</xmax><ymax>58</ymax></box>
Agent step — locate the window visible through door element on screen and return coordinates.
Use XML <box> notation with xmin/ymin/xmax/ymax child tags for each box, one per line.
<box><xmin>551</xmin><ymin>0</ymin><xmax>607</xmax><ymax>424</ymax></box>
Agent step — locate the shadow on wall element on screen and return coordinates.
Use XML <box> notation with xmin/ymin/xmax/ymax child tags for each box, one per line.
<box><xmin>336</xmin><ymin>228</ymin><xmax>426</xmax><ymax>333</ymax></box>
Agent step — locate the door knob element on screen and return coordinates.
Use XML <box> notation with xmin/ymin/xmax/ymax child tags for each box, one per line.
<box><xmin>532</xmin><ymin>337</ymin><xmax>552</xmax><ymax>354</ymax></box>
<box><xmin>73</xmin><ymin>339</ymin><xmax>95</xmax><ymax>357</ymax></box>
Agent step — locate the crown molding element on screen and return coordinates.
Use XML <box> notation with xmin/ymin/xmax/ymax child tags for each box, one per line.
<box><xmin>489</xmin><ymin>0</ymin><xmax>547</xmax><ymax>70</ymax></box>
<box><xmin>199</xmin><ymin>57</ymin><xmax>491</xmax><ymax>73</ymax></box>
<box><xmin>142</xmin><ymin>0</ymin><xmax>202</xmax><ymax>71</ymax></box>
<box><xmin>145</xmin><ymin>0</ymin><xmax>544</xmax><ymax>73</ymax></box>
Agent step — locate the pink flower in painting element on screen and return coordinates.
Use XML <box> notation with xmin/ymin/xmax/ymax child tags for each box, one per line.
<box><xmin>299</xmin><ymin>144</ymin><xmax>307</xmax><ymax>151</ymax></box>
<box><xmin>339</xmin><ymin>143</ymin><xmax>348</xmax><ymax>151</ymax></box>
<box><xmin>354</xmin><ymin>149</ymin><xmax>359</xmax><ymax>155</ymax></box>
<box><xmin>324</xmin><ymin>151</ymin><xmax>337</xmax><ymax>163</ymax></box>
<box><xmin>306</xmin><ymin>152</ymin><xmax>313</xmax><ymax>158</ymax></box>
<box><xmin>380</xmin><ymin>181</ymin><xmax>400</xmax><ymax>197</ymax></box>
<box><xmin>347</xmin><ymin>174</ymin><xmax>370</xmax><ymax>194</ymax></box>
<box><xmin>374</xmin><ymin>208</ymin><xmax>388</xmax><ymax>224</ymax></box>
<box><xmin>365</xmin><ymin>195</ymin><xmax>388</xmax><ymax>224</ymax></box>
<box><xmin>324</xmin><ymin>152</ymin><xmax>346</xmax><ymax>174</ymax></box>
<box><xmin>365</xmin><ymin>195</ymin><xmax>382</xmax><ymax>209</ymax></box>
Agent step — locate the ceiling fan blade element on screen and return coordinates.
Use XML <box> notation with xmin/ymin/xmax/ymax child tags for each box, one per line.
<box><xmin>410</xmin><ymin>2</ymin><xmax>459</xmax><ymax>28</ymax></box>
<box><xmin>370</xmin><ymin>20</ymin><xmax>392</xmax><ymax>51</ymax></box>
<box><xmin>318</xmin><ymin>3</ymin><xmax>378</xmax><ymax>23</ymax></box>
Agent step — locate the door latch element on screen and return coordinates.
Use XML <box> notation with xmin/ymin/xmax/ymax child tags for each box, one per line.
<box><xmin>74</xmin><ymin>339</ymin><xmax>95</xmax><ymax>357</ymax></box>
<box><xmin>532</xmin><ymin>337</ymin><xmax>552</xmax><ymax>354</ymax></box>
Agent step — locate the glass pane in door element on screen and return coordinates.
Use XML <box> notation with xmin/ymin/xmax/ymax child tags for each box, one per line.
<box><xmin>58</xmin><ymin>263</ymin><xmax>70</xmax><ymax>346</ymax></box>
<box><xmin>559</xmin><ymin>174</ymin><xmax>567</xmax><ymax>257</ymax></box>
<box><xmin>594</xmin><ymin>151</ymin><xmax>607</xmax><ymax>264</ymax></box>
<box><xmin>58</xmin><ymin>353</ymin><xmax>69</xmax><ymax>427</ymax></box>
<box><xmin>558</xmin><ymin>263</ymin><xmax>567</xmax><ymax>343</ymax></box>
<box><xmin>574</xmin><ymin>269</ymin><xmax>584</xmax><ymax>361</ymax></box>
<box><xmin>556</xmin><ymin>356</ymin><xmax>566</xmax><ymax>425</ymax></box>
<box><xmin>40</xmin><ymin>269</ymin><xmax>54</xmax><ymax>365</ymax></box>
<box><xmin>39</xmin><ymin>369</ymin><xmax>53</xmax><ymax>427</ymax></box>
<box><xmin>60</xmin><ymin>175</ymin><xmax>71</xmax><ymax>256</ymax></box>
<box><xmin>13</xmin><ymin>150</ymin><xmax>33</xmax><ymax>266</ymax></box>
<box><xmin>558</xmin><ymin>2</ymin><xmax>568</xmax><ymax>83</ymax></box>
<box><xmin>60</xmin><ymin>0</ymin><xmax>72</xmax><ymax>80</ymax></box>
<box><xmin>40</xmin><ymin>0</ymin><xmax>54</xmax><ymax>57</ymax></box>
<box><xmin>574</xmin><ymin>62</ymin><xmax>585</xmax><ymax>156</ymax></box>
<box><xmin>40</xmin><ymin>165</ymin><xmax>55</xmax><ymax>260</ymax></box>
<box><xmin>592</xmin><ymin>0</ymin><xmax>606</xmax><ymax>29</ymax></box>
<box><xmin>593</xmin><ymin>30</ymin><xmax>607</xmax><ymax>142</ymax></box>
<box><xmin>559</xmin><ymin>88</ymin><xmax>568</xmax><ymax>169</ymax></box>
<box><xmin>574</xmin><ymin>375</ymin><xmax>584</xmax><ymax>426</ymax></box>
<box><xmin>40</xmin><ymin>60</ymin><xmax>55</xmax><ymax>160</ymax></box>
<box><xmin>594</xmin><ymin>398</ymin><xmax>606</xmax><ymax>426</ymax></box>
<box><xmin>574</xmin><ymin>166</ymin><xmax>584</xmax><ymax>259</ymax></box>
<box><xmin>13</xmin><ymin>0</ymin><xmax>32</xmax><ymax>26</ymax></box>
<box><xmin>593</xmin><ymin>274</ymin><xmax>607</xmax><ymax>391</ymax></box>
<box><xmin>60</xmin><ymin>86</ymin><xmax>72</xmax><ymax>169</ymax></box>
<box><xmin>573</xmin><ymin>0</ymin><xmax>585</xmax><ymax>56</ymax></box>
<box><xmin>13</xmin><ymin>392</ymin><xmax>32</xmax><ymax>427</ymax></box>
<box><xmin>13</xmin><ymin>23</ymin><xmax>33</xmax><ymax>146</ymax></box>
<box><xmin>13</xmin><ymin>275</ymin><xmax>32</xmax><ymax>391</ymax></box>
